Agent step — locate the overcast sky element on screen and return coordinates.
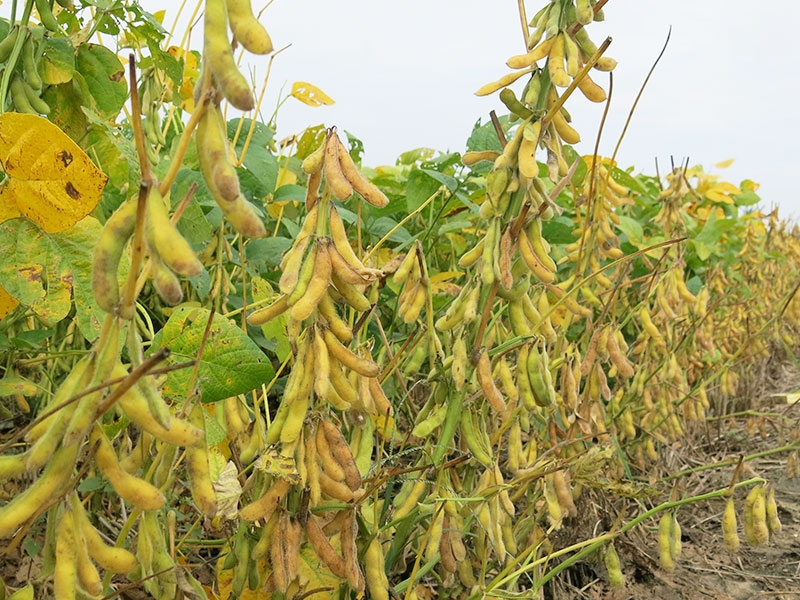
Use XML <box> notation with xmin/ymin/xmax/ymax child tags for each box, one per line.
<box><xmin>6</xmin><ymin>1</ymin><xmax>798</xmax><ymax>219</ymax></box>
<box><xmin>249</xmin><ymin>0</ymin><xmax>799</xmax><ymax>220</ymax></box>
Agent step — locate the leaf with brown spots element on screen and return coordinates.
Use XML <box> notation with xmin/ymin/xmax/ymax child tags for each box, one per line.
<box><xmin>0</xmin><ymin>113</ymin><xmax>108</xmax><ymax>233</ymax></box>
<box><xmin>152</xmin><ymin>306</ymin><xmax>275</xmax><ymax>403</ymax></box>
<box><xmin>0</xmin><ymin>217</ymin><xmax>127</xmax><ymax>340</ymax></box>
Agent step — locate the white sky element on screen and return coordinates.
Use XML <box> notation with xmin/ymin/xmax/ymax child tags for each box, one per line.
<box><xmin>252</xmin><ymin>0</ymin><xmax>800</xmax><ymax>220</ymax></box>
<box><xmin>6</xmin><ymin>1</ymin><xmax>798</xmax><ymax>219</ymax></box>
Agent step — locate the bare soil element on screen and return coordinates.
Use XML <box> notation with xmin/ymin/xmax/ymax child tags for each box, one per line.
<box><xmin>550</xmin><ymin>395</ymin><xmax>800</xmax><ymax>600</ymax></box>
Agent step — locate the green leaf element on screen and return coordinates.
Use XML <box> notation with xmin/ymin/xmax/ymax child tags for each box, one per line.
<box><xmin>452</xmin><ymin>189</ymin><xmax>480</xmax><ymax>215</ymax></box>
<box><xmin>258</xmin><ymin>316</ymin><xmax>291</xmax><ymax>360</ymax></box>
<box><xmin>616</xmin><ymin>216</ymin><xmax>644</xmax><ymax>246</ymax></box>
<box><xmin>153</xmin><ymin>307</ymin><xmax>274</xmax><ymax>403</ymax></box>
<box><xmin>687</xmin><ymin>275</ymin><xmax>703</xmax><ymax>296</ymax></box>
<box><xmin>0</xmin><ymin>217</ymin><xmax>124</xmax><ymax>341</ymax></box>
<box><xmin>149</xmin><ymin>42</ymin><xmax>181</xmax><ymax>89</ymax></box>
<box><xmin>9</xmin><ymin>329</ymin><xmax>53</xmax><ymax>349</ymax></box>
<box><xmin>244</xmin><ymin>152</ymin><xmax>278</xmax><ymax>196</ymax></box>
<box><xmin>203</xmin><ymin>411</ymin><xmax>228</xmax><ymax>446</ymax></box>
<box><xmin>245</xmin><ymin>237</ymin><xmax>292</xmax><ymax>272</ymax></box>
<box><xmin>296</xmin><ymin>125</ymin><xmax>326</xmax><ymax>159</ymax></box>
<box><xmin>188</xmin><ymin>269</ymin><xmax>212</xmax><ymax>300</ymax></box>
<box><xmin>237</xmin><ymin>168</ymin><xmax>270</xmax><ymax>200</ymax></box>
<box><xmin>170</xmin><ymin>196</ymin><xmax>212</xmax><ymax>248</ymax></box>
<box><xmin>41</xmin><ymin>80</ymin><xmax>88</xmax><ymax>141</ymax></box>
<box><xmin>344</xmin><ymin>130</ymin><xmax>365</xmax><ymax>166</ymax></box>
<box><xmin>249</xmin><ymin>277</ymin><xmax>291</xmax><ymax>360</ymax></box>
<box><xmin>174</xmin><ymin>169</ymin><xmax>224</xmax><ymax>228</ymax></box>
<box><xmin>77</xmin><ymin>476</ymin><xmax>106</xmax><ymax>493</ymax></box>
<box><xmin>87</xmin><ymin>123</ymin><xmax>140</xmax><ymax>203</ymax></box>
<box><xmin>541</xmin><ymin>217</ymin><xmax>575</xmax><ymax>244</ymax></box>
<box><xmin>75</xmin><ymin>44</ymin><xmax>128</xmax><ymax>118</ymax></box>
<box><xmin>422</xmin><ymin>153</ymin><xmax>461</xmax><ymax>171</ymax></box>
<box><xmin>466</xmin><ymin>117</ymin><xmax>507</xmax><ymax>153</ymax></box>
<box><xmin>690</xmin><ymin>211</ymin><xmax>737</xmax><ymax>261</ymax></box>
<box><xmin>563</xmin><ymin>146</ymin><xmax>587</xmax><ymax>186</ymax></box>
<box><xmin>611</xmin><ymin>167</ymin><xmax>648</xmax><ymax>195</ymax></box>
<box><xmin>273</xmin><ymin>184</ymin><xmax>306</xmax><ymax>203</ymax></box>
<box><xmin>734</xmin><ymin>190</ymin><xmax>760</xmax><ymax>207</ymax></box>
<box><xmin>229</xmin><ymin>119</ymin><xmax>275</xmax><ymax>155</ymax></box>
<box><xmin>335</xmin><ymin>206</ymin><xmax>358</xmax><ymax>226</ymax></box>
<box><xmin>406</xmin><ymin>169</ymin><xmax>442</xmax><ymax>212</ymax></box>
<box><xmin>368</xmin><ymin>217</ymin><xmax>411</xmax><ymax>244</ymax></box>
<box><xmin>38</xmin><ymin>36</ymin><xmax>75</xmax><ymax>85</ymax></box>
<box><xmin>420</xmin><ymin>169</ymin><xmax>458</xmax><ymax>192</ymax></box>
<box><xmin>438</xmin><ymin>219</ymin><xmax>474</xmax><ymax>235</ymax></box>
<box><xmin>397</xmin><ymin>148</ymin><xmax>435</xmax><ymax>166</ymax></box>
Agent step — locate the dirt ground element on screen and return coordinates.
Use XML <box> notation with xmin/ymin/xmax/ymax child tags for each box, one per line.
<box><xmin>549</xmin><ymin>394</ymin><xmax>800</xmax><ymax>600</ymax></box>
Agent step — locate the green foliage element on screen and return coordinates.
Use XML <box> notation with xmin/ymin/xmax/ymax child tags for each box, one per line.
<box><xmin>152</xmin><ymin>306</ymin><xmax>275</xmax><ymax>403</ymax></box>
<box><xmin>0</xmin><ymin>1</ymin><xmax>795</xmax><ymax>599</ymax></box>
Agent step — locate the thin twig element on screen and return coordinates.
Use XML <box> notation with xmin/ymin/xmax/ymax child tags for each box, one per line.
<box><xmin>490</xmin><ymin>110</ymin><xmax>507</xmax><ymax>148</ymax></box>
<box><xmin>517</xmin><ymin>0</ymin><xmax>530</xmax><ymax>50</ymax></box>
<box><xmin>610</xmin><ymin>27</ymin><xmax>671</xmax><ymax>167</ymax></box>
<box><xmin>128</xmin><ymin>55</ymin><xmax>152</xmax><ymax>185</ymax></box>
<box><xmin>119</xmin><ymin>181</ymin><xmax>151</xmax><ymax>320</ymax></box>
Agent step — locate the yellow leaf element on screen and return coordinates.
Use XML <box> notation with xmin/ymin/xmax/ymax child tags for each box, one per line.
<box><xmin>276</xmin><ymin>167</ymin><xmax>298</xmax><ymax>188</ymax></box>
<box><xmin>374</xmin><ymin>413</ymin><xmax>397</xmax><ymax>439</ymax></box>
<box><xmin>712</xmin><ymin>181</ymin><xmax>741</xmax><ymax>195</ymax></box>
<box><xmin>297</xmin><ymin>536</ymin><xmax>343</xmax><ymax>591</ymax></box>
<box><xmin>216</xmin><ymin>554</ymin><xmax>268</xmax><ymax>600</ymax></box>
<box><xmin>694</xmin><ymin>205</ymin><xmax>712</xmax><ymax>220</ymax></box>
<box><xmin>714</xmin><ymin>158</ymin><xmax>735</xmax><ymax>169</ymax></box>
<box><xmin>291</xmin><ymin>81</ymin><xmax>335</xmax><ymax>107</ymax></box>
<box><xmin>429</xmin><ymin>271</ymin><xmax>463</xmax><ymax>295</ymax></box>
<box><xmin>429</xmin><ymin>271</ymin><xmax>463</xmax><ymax>283</ymax></box>
<box><xmin>0</xmin><ymin>286</ymin><xmax>20</xmax><ymax>320</ymax></box>
<box><xmin>369</xmin><ymin>246</ymin><xmax>396</xmax><ymax>270</ymax></box>
<box><xmin>0</xmin><ymin>113</ymin><xmax>108</xmax><ymax>233</ymax></box>
<box><xmin>168</xmin><ymin>46</ymin><xmax>200</xmax><ymax>112</ymax></box>
<box><xmin>266</xmin><ymin>202</ymin><xmax>284</xmax><ymax>218</ymax></box>
<box><xmin>782</xmin><ymin>392</ymin><xmax>800</xmax><ymax>405</ymax></box>
<box><xmin>0</xmin><ymin>198</ymin><xmax>21</xmax><ymax>223</ymax></box>
<box><xmin>705</xmin><ymin>190</ymin><xmax>734</xmax><ymax>204</ymax></box>
<box><xmin>582</xmin><ymin>156</ymin><xmax>616</xmax><ymax>169</ymax></box>
<box><xmin>254</xmin><ymin>448</ymin><xmax>302</xmax><ymax>484</ymax></box>
<box><xmin>705</xmin><ymin>181</ymin><xmax>741</xmax><ymax>204</ymax></box>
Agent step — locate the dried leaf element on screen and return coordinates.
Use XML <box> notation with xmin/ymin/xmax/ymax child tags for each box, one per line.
<box><xmin>212</xmin><ymin>460</ymin><xmax>243</xmax><ymax>521</ymax></box>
